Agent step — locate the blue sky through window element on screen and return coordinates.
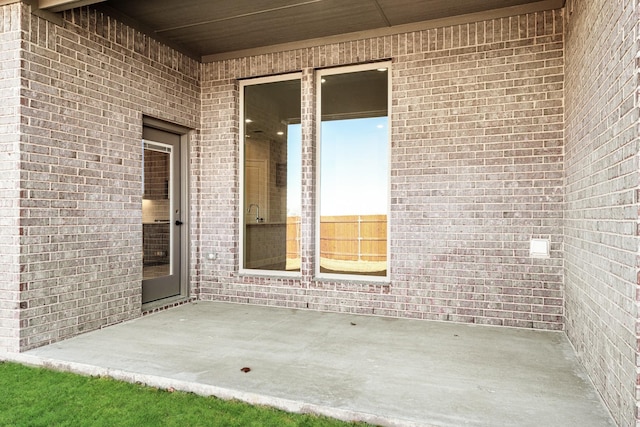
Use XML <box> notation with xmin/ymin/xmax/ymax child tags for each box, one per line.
<box><xmin>286</xmin><ymin>123</ymin><xmax>302</xmax><ymax>217</ymax></box>
<box><xmin>286</xmin><ymin>117</ymin><xmax>388</xmax><ymax>217</ymax></box>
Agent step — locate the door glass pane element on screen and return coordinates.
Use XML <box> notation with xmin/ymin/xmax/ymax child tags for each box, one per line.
<box><xmin>242</xmin><ymin>77</ymin><xmax>301</xmax><ymax>272</ymax></box>
<box><xmin>319</xmin><ymin>67</ymin><xmax>389</xmax><ymax>277</ymax></box>
<box><xmin>143</xmin><ymin>143</ymin><xmax>172</xmax><ymax>280</ymax></box>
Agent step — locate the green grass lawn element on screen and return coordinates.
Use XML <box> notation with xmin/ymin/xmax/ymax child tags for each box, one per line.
<box><xmin>0</xmin><ymin>362</ymin><xmax>368</xmax><ymax>427</ymax></box>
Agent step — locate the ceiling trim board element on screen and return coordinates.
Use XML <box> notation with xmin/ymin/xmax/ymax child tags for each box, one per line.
<box><xmin>2</xmin><ymin>0</ymin><xmax>63</xmax><ymax>24</ymax></box>
<box><xmin>32</xmin><ymin>6</ymin><xmax>63</xmax><ymax>25</ymax></box>
<box><xmin>202</xmin><ymin>0</ymin><xmax>564</xmax><ymax>63</ymax></box>
<box><xmin>38</xmin><ymin>0</ymin><xmax>104</xmax><ymax>12</ymax></box>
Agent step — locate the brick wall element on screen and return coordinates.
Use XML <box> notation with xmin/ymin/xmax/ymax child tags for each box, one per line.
<box><xmin>13</xmin><ymin>3</ymin><xmax>199</xmax><ymax>350</ymax></box>
<box><xmin>0</xmin><ymin>3</ymin><xmax>25</xmax><ymax>353</ymax></box>
<box><xmin>564</xmin><ymin>0</ymin><xmax>639</xmax><ymax>425</ymax></box>
<box><xmin>197</xmin><ymin>10</ymin><xmax>565</xmax><ymax>329</ymax></box>
<box><xmin>4</xmin><ymin>1</ymin><xmax>637</xmax><ymax>422</ymax></box>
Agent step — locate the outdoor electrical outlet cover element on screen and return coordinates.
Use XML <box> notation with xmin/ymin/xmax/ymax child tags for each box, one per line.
<box><xmin>529</xmin><ymin>239</ymin><xmax>550</xmax><ymax>258</ymax></box>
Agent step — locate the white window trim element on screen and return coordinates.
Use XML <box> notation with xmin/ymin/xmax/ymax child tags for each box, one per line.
<box><xmin>142</xmin><ymin>140</ymin><xmax>176</xmax><ymax>275</ymax></box>
<box><xmin>315</xmin><ymin>62</ymin><xmax>392</xmax><ymax>282</ymax></box>
<box><xmin>239</xmin><ymin>72</ymin><xmax>302</xmax><ymax>277</ymax></box>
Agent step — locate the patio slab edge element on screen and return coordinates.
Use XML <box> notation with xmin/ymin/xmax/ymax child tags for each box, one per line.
<box><xmin>0</xmin><ymin>351</ymin><xmax>428</xmax><ymax>427</ymax></box>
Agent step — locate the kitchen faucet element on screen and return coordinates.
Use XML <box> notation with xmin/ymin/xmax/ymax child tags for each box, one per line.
<box><xmin>247</xmin><ymin>203</ymin><xmax>262</xmax><ymax>223</ymax></box>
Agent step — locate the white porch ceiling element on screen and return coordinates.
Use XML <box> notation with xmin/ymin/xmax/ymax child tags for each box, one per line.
<box><xmin>37</xmin><ymin>0</ymin><xmax>104</xmax><ymax>12</ymax></box>
<box><xmin>39</xmin><ymin>0</ymin><xmax>565</xmax><ymax>61</ymax></box>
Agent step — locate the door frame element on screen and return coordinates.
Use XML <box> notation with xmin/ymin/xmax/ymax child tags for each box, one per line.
<box><xmin>142</xmin><ymin>116</ymin><xmax>191</xmax><ymax>310</ymax></box>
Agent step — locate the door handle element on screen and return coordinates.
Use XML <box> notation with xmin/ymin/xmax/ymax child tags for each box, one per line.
<box><xmin>175</xmin><ymin>220</ymin><xmax>183</xmax><ymax>226</ymax></box>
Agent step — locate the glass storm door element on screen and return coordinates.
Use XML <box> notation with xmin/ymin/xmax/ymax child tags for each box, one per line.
<box><xmin>142</xmin><ymin>127</ymin><xmax>182</xmax><ymax>304</ymax></box>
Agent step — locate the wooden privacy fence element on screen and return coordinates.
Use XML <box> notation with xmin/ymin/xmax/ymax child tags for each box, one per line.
<box><xmin>286</xmin><ymin>215</ymin><xmax>387</xmax><ymax>261</ymax></box>
<box><xmin>286</xmin><ymin>216</ymin><xmax>301</xmax><ymax>260</ymax></box>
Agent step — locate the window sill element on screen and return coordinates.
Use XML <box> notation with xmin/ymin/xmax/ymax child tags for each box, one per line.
<box><xmin>239</xmin><ymin>269</ymin><xmax>301</xmax><ymax>279</ymax></box>
<box><xmin>313</xmin><ymin>274</ymin><xmax>391</xmax><ymax>285</ymax></box>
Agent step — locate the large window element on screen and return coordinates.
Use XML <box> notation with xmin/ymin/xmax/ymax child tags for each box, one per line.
<box><xmin>317</xmin><ymin>63</ymin><xmax>390</xmax><ymax>279</ymax></box>
<box><xmin>240</xmin><ymin>64</ymin><xmax>390</xmax><ymax>280</ymax></box>
<box><xmin>240</xmin><ymin>74</ymin><xmax>301</xmax><ymax>273</ymax></box>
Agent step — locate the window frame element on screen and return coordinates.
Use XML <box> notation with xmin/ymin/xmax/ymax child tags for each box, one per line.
<box><xmin>315</xmin><ymin>62</ymin><xmax>392</xmax><ymax>282</ymax></box>
<box><xmin>239</xmin><ymin>72</ymin><xmax>302</xmax><ymax>276</ymax></box>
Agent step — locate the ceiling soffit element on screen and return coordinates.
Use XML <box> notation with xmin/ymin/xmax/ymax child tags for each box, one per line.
<box><xmin>36</xmin><ymin>0</ymin><xmax>564</xmax><ymax>62</ymax></box>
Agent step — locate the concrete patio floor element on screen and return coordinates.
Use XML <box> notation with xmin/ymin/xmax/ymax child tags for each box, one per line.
<box><xmin>4</xmin><ymin>301</ymin><xmax>614</xmax><ymax>427</ymax></box>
